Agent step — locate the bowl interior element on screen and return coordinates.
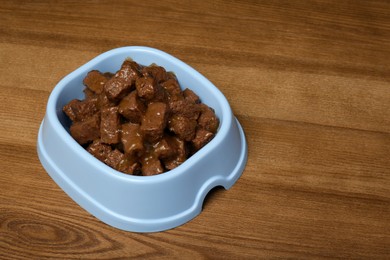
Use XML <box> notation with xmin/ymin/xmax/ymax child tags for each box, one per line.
<box><xmin>51</xmin><ymin>47</ymin><xmax>231</xmax><ymax>178</ymax></box>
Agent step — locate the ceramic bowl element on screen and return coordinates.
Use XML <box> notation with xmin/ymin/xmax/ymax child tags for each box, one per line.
<box><xmin>37</xmin><ymin>46</ymin><xmax>247</xmax><ymax>232</ymax></box>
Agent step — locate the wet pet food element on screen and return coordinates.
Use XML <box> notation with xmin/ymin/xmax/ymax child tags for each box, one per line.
<box><xmin>63</xmin><ymin>59</ymin><xmax>219</xmax><ymax>176</ymax></box>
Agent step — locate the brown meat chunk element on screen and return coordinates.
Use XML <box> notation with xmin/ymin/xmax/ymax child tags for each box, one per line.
<box><xmin>115</xmin><ymin>59</ymin><xmax>141</xmax><ymax>86</ymax></box>
<box><xmin>152</xmin><ymin>136</ymin><xmax>175</xmax><ymax>159</ymax></box>
<box><xmin>121</xmin><ymin>123</ymin><xmax>144</xmax><ymax>156</ymax></box>
<box><xmin>198</xmin><ymin>104</ymin><xmax>219</xmax><ymax>133</ymax></box>
<box><xmin>169</xmin><ymin>99</ymin><xmax>200</xmax><ymax>121</ymax></box>
<box><xmin>87</xmin><ymin>139</ymin><xmax>112</xmax><ymax>162</ymax></box>
<box><xmin>161</xmin><ymin>78</ymin><xmax>181</xmax><ymax>97</ymax></box>
<box><xmin>117</xmin><ymin>155</ymin><xmax>141</xmax><ymax>175</ymax></box>
<box><xmin>118</xmin><ymin>91</ymin><xmax>145</xmax><ymax>123</ymax></box>
<box><xmin>168</xmin><ymin>115</ymin><xmax>197</xmax><ymax>141</ymax></box>
<box><xmin>135</xmin><ymin>77</ymin><xmax>158</xmax><ymax>100</ymax></box>
<box><xmin>70</xmin><ymin>114</ymin><xmax>100</xmax><ymax>144</ymax></box>
<box><xmin>141</xmin><ymin>154</ymin><xmax>164</xmax><ymax>176</ymax></box>
<box><xmin>162</xmin><ymin>136</ymin><xmax>187</xmax><ymax>170</ymax></box>
<box><xmin>98</xmin><ymin>91</ymin><xmax>117</xmax><ymax>108</ymax></box>
<box><xmin>63</xmin><ymin>98</ymin><xmax>99</xmax><ymax>122</ymax></box>
<box><xmin>147</xmin><ymin>84</ymin><xmax>167</xmax><ymax>104</ymax></box>
<box><xmin>142</xmin><ymin>64</ymin><xmax>168</xmax><ymax>83</ymax></box>
<box><xmin>87</xmin><ymin>140</ymin><xmax>127</xmax><ymax>171</ymax></box>
<box><xmin>63</xmin><ymin>99</ymin><xmax>80</xmax><ymax>122</ymax></box>
<box><xmin>105</xmin><ymin>149</ymin><xmax>125</xmax><ymax>170</ymax></box>
<box><xmin>183</xmin><ymin>88</ymin><xmax>200</xmax><ymax>104</ymax></box>
<box><xmin>100</xmin><ymin>106</ymin><xmax>120</xmax><ymax>144</ymax></box>
<box><xmin>83</xmin><ymin>70</ymin><xmax>108</xmax><ymax>94</ymax></box>
<box><xmin>140</xmin><ymin>102</ymin><xmax>168</xmax><ymax>142</ymax></box>
<box><xmin>192</xmin><ymin>128</ymin><xmax>214</xmax><ymax>151</ymax></box>
<box><xmin>104</xmin><ymin>77</ymin><xmax>132</xmax><ymax>101</ymax></box>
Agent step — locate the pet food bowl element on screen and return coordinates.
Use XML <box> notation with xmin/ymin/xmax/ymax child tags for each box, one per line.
<box><xmin>37</xmin><ymin>46</ymin><xmax>248</xmax><ymax>232</ymax></box>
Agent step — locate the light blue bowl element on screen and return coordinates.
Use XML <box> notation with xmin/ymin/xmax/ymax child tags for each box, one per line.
<box><xmin>37</xmin><ymin>46</ymin><xmax>247</xmax><ymax>232</ymax></box>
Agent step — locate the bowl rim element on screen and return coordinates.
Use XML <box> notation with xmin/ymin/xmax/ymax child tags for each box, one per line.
<box><xmin>46</xmin><ymin>46</ymin><xmax>233</xmax><ymax>182</ymax></box>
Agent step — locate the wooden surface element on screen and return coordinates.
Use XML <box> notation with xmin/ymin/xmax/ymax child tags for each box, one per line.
<box><xmin>1</xmin><ymin>0</ymin><xmax>389</xmax><ymax>258</ymax></box>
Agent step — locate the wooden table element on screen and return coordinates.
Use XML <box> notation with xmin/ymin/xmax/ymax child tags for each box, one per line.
<box><xmin>1</xmin><ymin>1</ymin><xmax>389</xmax><ymax>258</ymax></box>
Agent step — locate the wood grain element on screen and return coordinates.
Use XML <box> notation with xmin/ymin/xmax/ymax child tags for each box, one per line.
<box><xmin>0</xmin><ymin>0</ymin><xmax>389</xmax><ymax>258</ymax></box>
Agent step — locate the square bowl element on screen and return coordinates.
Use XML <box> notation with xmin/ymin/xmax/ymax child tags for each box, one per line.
<box><xmin>37</xmin><ymin>46</ymin><xmax>247</xmax><ymax>232</ymax></box>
